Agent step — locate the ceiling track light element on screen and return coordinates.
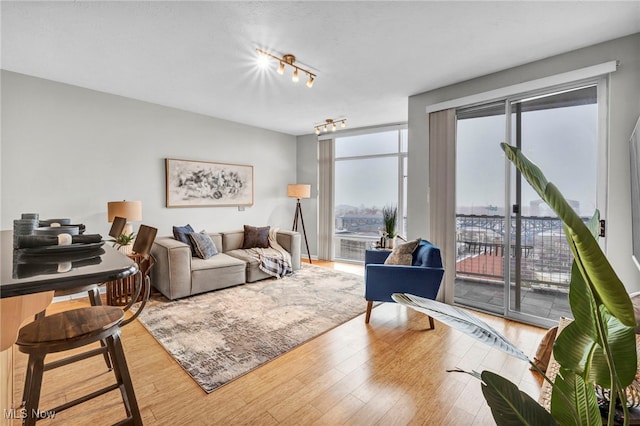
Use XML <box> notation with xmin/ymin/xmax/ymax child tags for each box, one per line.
<box><xmin>314</xmin><ymin>118</ymin><xmax>347</xmax><ymax>135</ymax></box>
<box><xmin>256</xmin><ymin>48</ymin><xmax>316</xmax><ymax>88</ymax></box>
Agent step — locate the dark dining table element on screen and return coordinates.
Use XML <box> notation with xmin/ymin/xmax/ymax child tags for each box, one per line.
<box><xmin>1</xmin><ymin>230</ymin><xmax>138</xmax><ymax>298</ymax></box>
<box><xmin>0</xmin><ymin>230</ymin><xmax>140</xmax><ymax>424</ymax></box>
<box><xmin>0</xmin><ymin>229</ymin><xmax>139</xmax><ymax>352</ymax></box>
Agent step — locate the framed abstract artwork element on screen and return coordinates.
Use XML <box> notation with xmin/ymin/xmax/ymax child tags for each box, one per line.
<box><xmin>165</xmin><ymin>158</ymin><xmax>254</xmax><ymax>207</ymax></box>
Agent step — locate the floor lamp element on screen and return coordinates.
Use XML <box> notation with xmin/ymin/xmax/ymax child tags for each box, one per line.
<box><xmin>288</xmin><ymin>184</ymin><xmax>312</xmax><ymax>264</ymax></box>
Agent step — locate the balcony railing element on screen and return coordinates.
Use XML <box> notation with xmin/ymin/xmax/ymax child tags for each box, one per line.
<box><xmin>333</xmin><ymin>234</ymin><xmax>379</xmax><ymax>261</ymax></box>
<box><xmin>456</xmin><ymin>214</ymin><xmax>588</xmax><ymax>292</ymax></box>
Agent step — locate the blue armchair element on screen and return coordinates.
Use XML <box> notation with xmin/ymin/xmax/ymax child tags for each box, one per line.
<box><xmin>364</xmin><ymin>239</ymin><xmax>445</xmax><ymax>326</ymax></box>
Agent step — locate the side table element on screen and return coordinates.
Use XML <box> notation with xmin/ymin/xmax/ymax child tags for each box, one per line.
<box><xmin>106</xmin><ymin>253</ymin><xmax>155</xmax><ymax>306</ymax></box>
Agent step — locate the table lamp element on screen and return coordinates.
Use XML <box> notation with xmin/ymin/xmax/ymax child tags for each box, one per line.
<box><xmin>287</xmin><ymin>184</ymin><xmax>312</xmax><ymax>264</ymax></box>
<box><xmin>107</xmin><ymin>200</ymin><xmax>142</xmax><ymax>236</ymax></box>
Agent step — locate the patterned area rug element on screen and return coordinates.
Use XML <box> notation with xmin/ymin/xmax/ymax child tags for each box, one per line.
<box><xmin>137</xmin><ymin>264</ymin><xmax>365</xmax><ymax>393</ymax></box>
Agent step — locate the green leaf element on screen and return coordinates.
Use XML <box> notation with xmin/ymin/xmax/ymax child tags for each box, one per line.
<box><xmin>589</xmin><ymin>307</ymin><xmax>637</xmax><ymax>388</ymax></box>
<box><xmin>392</xmin><ymin>294</ymin><xmax>529</xmax><ymax>361</ymax></box>
<box><xmin>551</xmin><ymin>368</ymin><xmax>600</xmax><ymax>426</ymax></box>
<box><xmin>553</xmin><ymin>310</ymin><xmax>636</xmax><ymax>388</ymax></box>
<box><xmin>568</xmin><ymin>262</ymin><xmax>598</xmax><ymax>340</ymax></box>
<box><xmin>501</xmin><ymin>143</ymin><xmax>634</xmax><ymax>327</ymax></box>
<box><xmin>481</xmin><ymin>371</ymin><xmax>557</xmax><ymax>426</ymax></box>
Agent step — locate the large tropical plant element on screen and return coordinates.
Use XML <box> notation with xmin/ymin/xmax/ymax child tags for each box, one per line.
<box><xmin>393</xmin><ymin>143</ymin><xmax>637</xmax><ymax>425</ymax></box>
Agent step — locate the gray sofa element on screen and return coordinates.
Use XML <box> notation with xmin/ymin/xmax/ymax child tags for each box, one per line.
<box><xmin>150</xmin><ymin>229</ymin><xmax>301</xmax><ymax>300</ymax></box>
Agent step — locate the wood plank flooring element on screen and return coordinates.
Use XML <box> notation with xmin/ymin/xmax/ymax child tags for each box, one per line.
<box><xmin>10</xmin><ymin>260</ymin><xmax>546</xmax><ymax>425</ymax></box>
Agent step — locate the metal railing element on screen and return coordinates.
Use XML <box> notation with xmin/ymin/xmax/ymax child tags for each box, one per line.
<box><xmin>333</xmin><ymin>234</ymin><xmax>379</xmax><ymax>261</ymax></box>
<box><xmin>456</xmin><ymin>214</ymin><xmax>587</xmax><ymax>292</ymax></box>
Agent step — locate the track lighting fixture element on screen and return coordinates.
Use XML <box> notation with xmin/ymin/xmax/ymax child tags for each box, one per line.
<box><xmin>314</xmin><ymin>118</ymin><xmax>347</xmax><ymax>135</ymax></box>
<box><xmin>256</xmin><ymin>48</ymin><xmax>316</xmax><ymax>88</ymax></box>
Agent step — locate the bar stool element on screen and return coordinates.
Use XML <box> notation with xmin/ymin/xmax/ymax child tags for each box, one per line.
<box><xmin>16</xmin><ymin>306</ymin><xmax>142</xmax><ymax>425</ymax></box>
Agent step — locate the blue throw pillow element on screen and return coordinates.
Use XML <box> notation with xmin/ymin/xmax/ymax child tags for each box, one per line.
<box><xmin>188</xmin><ymin>231</ymin><xmax>218</xmax><ymax>259</ymax></box>
<box><xmin>173</xmin><ymin>224</ymin><xmax>195</xmax><ymax>254</ymax></box>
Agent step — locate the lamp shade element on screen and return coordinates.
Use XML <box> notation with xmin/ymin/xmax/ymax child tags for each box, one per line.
<box><xmin>287</xmin><ymin>184</ymin><xmax>311</xmax><ymax>199</ymax></box>
<box><xmin>107</xmin><ymin>201</ymin><xmax>142</xmax><ymax>222</ymax></box>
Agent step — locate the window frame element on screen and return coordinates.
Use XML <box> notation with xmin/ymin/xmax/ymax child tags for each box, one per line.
<box><xmin>333</xmin><ymin>126</ymin><xmax>408</xmax><ymax>262</ymax></box>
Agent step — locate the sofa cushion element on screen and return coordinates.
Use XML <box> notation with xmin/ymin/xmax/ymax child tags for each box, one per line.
<box><xmin>190</xmin><ymin>252</ymin><xmax>246</xmax><ymax>271</ymax></box>
<box><xmin>188</xmin><ymin>231</ymin><xmax>219</xmax><ymax>259</ymax></box>
<box><xmin>225</xmin><ymin>249</ymin><xmax>275</xmax><ymax>283</ymax></box>
<box><xmin>173</xmin><ymin>224</ymin><xmax>195</xmax><ymax>254</ymax></box>
<box><xmin>242</xmin><ymin>225</ymin><xmax>270</xmax><ymax>249</ymax></box>
<box><xmin>384</xmin><ymin>238</ymin><xmax>420</xmax><ymax>265</ymax></box>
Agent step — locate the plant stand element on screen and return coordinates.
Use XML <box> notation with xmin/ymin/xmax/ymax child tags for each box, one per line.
<box><xmin>106</xmin><ymin>253</ymin><xmax>155</xmax><ymax>306</ymax></box>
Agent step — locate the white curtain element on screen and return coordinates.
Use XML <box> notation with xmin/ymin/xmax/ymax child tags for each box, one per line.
<box><xmin>318</xmin><ymin>138</ymin><xmax>335</xmax><ymax>260</ymax></box>
<box><xmin>428</xmin><ymin>109</ymin><xmax>456</xmax><ymax>303</ymax></box>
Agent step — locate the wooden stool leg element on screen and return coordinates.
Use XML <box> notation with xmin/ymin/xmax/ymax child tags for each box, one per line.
<box><xmin>106</xmin><ymin>331</ymin><xmax>142</xmax><ymax>425</ymax></box>
<box><xmin>87</xmin><ymin>288</ymin><xmax>112</xmax><ymax>369</ymax></box>
<box><xmin>87</xmin><ymin>287</ymin><xmax>102</xmax><ymax>306</ymax></box>
<box><xmin>21</xmin><ymin>355</ymin><xmax>35</xmax><ymax>408</ymax></box>
<box><xmin>23</xmin><ymin>353</ymin><xmax>46</xmax><ymax>426</ymax></box>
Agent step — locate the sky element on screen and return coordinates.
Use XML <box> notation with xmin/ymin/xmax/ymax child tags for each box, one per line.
<box><xmin>334</xmin><ymin>130</ymin><xmax>405</xmax><ymax>209</ymax></box>
<box><xmin>332</xmin><ymin>103</ymin><xmax>598</xmax><ymax>219</ymax></box>
<box><xmin>457</xmin><ymin>104</ymin><xmax>598</xmax><ymax>217</ymax></box>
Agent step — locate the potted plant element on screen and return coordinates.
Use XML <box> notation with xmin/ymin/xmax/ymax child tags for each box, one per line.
<box><xmin>382</xmin><ymin>204</ymin><xmax>397</xmax><ymax>248</ymax></box>
<box><xmin>109</xmin><ymin>232</ymin><xmax>136</xmax><ymax>255</ymax></box>
<box><xmin>393</xmin><ymin>143</ymin><xmax>637</xmax><ymax>425</ymax></box>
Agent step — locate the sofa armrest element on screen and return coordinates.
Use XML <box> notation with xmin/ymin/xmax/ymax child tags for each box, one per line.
<box><xmin>150</xmin><ymin>236</ymin><xmax>192</xmax><ymax>300</ymax></box>
<box><xmin>276</xmin><ymin>230</ymin><xmax>301</xmax><ymax>271</ymax></box>
<box><xmin>364</xmin><ymin>264</ymin><xmax>444</xmax><ymax>303</ymax></box>
<box><xmin>365</xmin><ymin>249</ymin><xmax>392</xmax><ymax>266</ymax></box>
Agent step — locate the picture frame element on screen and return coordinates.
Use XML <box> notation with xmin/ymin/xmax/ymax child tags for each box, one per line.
<box><xmin>165</xmin><ymin>158</ymin><xmax>254</xmax><ymax>207</ymax></box>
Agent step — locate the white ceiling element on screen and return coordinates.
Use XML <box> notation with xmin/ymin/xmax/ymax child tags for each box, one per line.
<box><xmin>2</xmin><ymin>1</ymin><xmax>640</xmax><ymax>136</ymax></box>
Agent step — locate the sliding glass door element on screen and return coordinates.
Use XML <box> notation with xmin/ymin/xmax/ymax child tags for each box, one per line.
<box><xmin>455</xmin><ymin>83</ymin><xmax>599</xmax><ymax>326</ymax></box>
<box><xmin>455</xmin><ymin>103</ymin><xmax>506</xmax><ymax>315</ymax></box>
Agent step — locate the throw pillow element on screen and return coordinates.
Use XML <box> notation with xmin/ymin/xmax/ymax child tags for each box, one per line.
<box><xmin>530</xmin><ymin>325</ymin><xmax>558</xmax><ymax>373</ymax></box>
<box><xmin>384</xmin><ymin>238</ymin><xmax>421</xmax><ymax>265</ymax></box>
<box><xmin>188</xmin><ymin>231</ymin><xmax>219</xmax><ymax>259</ymax></box>
<box><xmin>242</xmin><ymin>225</ymin><xmax>270</xmax><ymax>249</ymax></box>
<box><xmin>173</xmin><ymin>224</ymin><xmax>196</xmax><ymax>255</ymax></box>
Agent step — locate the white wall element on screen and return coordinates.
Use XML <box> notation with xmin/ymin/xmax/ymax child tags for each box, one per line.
<box><xmin>1</xmin><ymin>71</ymin><xmax>297</xmax><ymax>237</ymax></box>
<box><xmin>408</xmin><ymin>33</ymin><xmax>640</xmax><ymax>292</ymax></box>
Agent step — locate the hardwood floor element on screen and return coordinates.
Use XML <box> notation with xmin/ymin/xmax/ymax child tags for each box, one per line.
<box><xmin>11</xmin><ymin>260</ymin><xmax>546</xmax><ymax>425</ymax></box>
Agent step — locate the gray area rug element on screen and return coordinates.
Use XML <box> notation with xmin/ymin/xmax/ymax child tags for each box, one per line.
<box><xmin>137</xmin><ymin>264</ymin><xmax>365</xmax><ymax>393</ymax></box>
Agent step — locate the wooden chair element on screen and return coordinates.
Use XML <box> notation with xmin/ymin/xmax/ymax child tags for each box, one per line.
<box><xmin>107</xmin><ymin>224</ymin><xmax>158</xmax><ymax>325</ymax></box>
<box><xmin>17</xmin><ymin>306</ymin><xmax>142</xmax><ymax>425</ymax></box>
<box><xmin>18</xmin><ymin>225</ymin><xmax>157</xmax><ymax>424</ymax></box>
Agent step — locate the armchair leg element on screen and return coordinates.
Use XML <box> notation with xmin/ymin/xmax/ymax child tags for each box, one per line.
<box><xmin>365</xmin><ymin>301</ymin><xmax>373</xmax><ymax>323</ymax></box>
<box><xmin>428</xmin><ymin>316</ymin><xmax>435</xmax><ymax>330</ymax></box>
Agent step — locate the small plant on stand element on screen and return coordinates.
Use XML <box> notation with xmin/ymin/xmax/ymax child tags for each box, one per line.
<box><xmin>109</xmin><ymin>232</ymin><xmax>135</xmax><ymax>254</ymax></box>
<box><xmin>382</xmin><ymin>205</ymin><xmax>397</xmax><ymax>248</ymax></box>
